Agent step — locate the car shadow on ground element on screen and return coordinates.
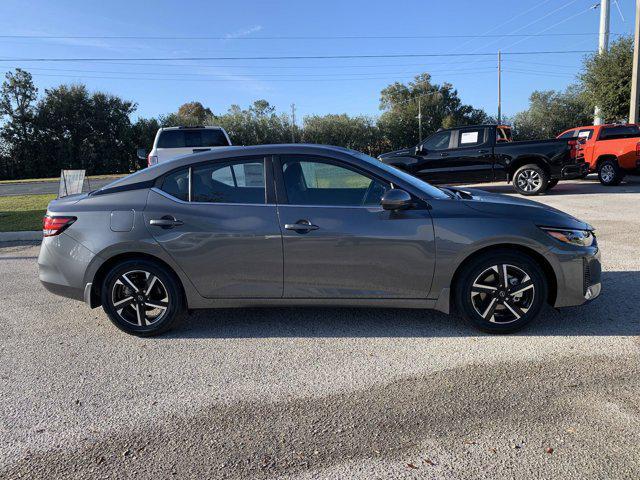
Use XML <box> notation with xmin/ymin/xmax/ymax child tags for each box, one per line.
<box><xmin>463</xmin><ymin>175</ymin><xmax>640</xmax><ymax>196</ymax></box>
<box><xmin>166</xmin><ymin>271</ymin><xmax>639</xmax><ymax>339</ymax></box>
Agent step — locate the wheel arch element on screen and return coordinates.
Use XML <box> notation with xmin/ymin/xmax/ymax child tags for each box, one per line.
<box><xmin>595</xmin><ymin>154</ymin><xmax>618</xmax><ymax>169</ymax></box>
<box><xmin>88</xmin><ymin>251</ymin><xmax>187</xmax><ymax>309</ymax></box>
<box><xmin>507</xmin><ymin>156</ymin><xmax>550</xmax><ymax>181</ymax></box>
<box><xmin>448</xmin><ymin>243</ymin><xmax>557</xmax><ymax>313</ymax></box>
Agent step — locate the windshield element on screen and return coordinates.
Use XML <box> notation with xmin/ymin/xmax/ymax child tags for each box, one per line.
<box><xmin>350</xmin><ymin>151</ymin><xmax>449</xmax><ymax>199</ymax></box>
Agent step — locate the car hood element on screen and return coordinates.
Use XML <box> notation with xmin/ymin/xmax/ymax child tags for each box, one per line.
<box><xmin>452</xmin><ymin>187</ymin><xmax>592</xmax><ymax>230</ymax></box>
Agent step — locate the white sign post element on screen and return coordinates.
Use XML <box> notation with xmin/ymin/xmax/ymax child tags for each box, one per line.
<box><xmin>58</xmin><ymin>170</ymin><xmax>86</xmax><ymax>198</ymax></box>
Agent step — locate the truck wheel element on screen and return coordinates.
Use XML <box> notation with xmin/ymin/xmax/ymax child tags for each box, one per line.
<box><xmin>512</xmin><ymin>164</ymin><xmax>549</xmax><ymax>196</ymax></box>
<box><xmin>546</xmin><ymin>179</ymin><xmax>559</xmax><ymax>190</ymax></box>
<box><xmin>598</xmin><ymin>159</ymin><xmax>624</xmax><ymax>186</ymax></box>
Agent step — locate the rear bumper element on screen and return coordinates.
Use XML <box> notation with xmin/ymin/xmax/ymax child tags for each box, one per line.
<box><xmin>560</xmin><ymin>162</ymin><xmax>589</xmax><ymax>179</ymax></box>
<box><xmin>38</xmin><ymin>233</ymin><xmax>96</xmax><ymax>302</ymax></box>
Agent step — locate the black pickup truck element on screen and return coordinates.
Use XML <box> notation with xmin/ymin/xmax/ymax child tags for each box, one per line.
<box><xmin>378</xmin><ymin>124</ymin><xmax>588</xmax><ymax>195</ymax></box>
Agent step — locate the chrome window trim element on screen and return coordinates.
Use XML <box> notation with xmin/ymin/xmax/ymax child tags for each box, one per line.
<box><xmin>151</xmin><ymin>187</ymin><xmax>273</xmax><ymax>207</ymax></box>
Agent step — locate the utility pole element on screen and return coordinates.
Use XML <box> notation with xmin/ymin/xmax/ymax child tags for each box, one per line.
<box><xmin>594</xmin><ymin>0</ymin><xmax>610</xmax><ymax>125</ymax></box>
<box><xmin>630</xmin><ymin>0</ymin><xmax>640</xmax><ymax>123</ymax></box>
<box><xmin>290</xmin><ymin>103</ymin><xmax>296</xmax><ymax>143</ymax></box>
<box><xmin>497</xmin><ymin>50</ymin><xmax>502</xmax><ymax>124</ymax></box>
<box><xmin>417</xmin><ymin>96</ymin><xmax>423</xmax><ymax>143</ymax></box>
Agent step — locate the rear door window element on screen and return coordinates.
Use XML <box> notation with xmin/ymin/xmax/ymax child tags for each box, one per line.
<box><xmin>600</xmin><ymin>125</ymin><xmax>640</xmax><ymax>140</ymax></box>
<box><xmin>457</xmin><ymin>128</ymin><xmax>486</xmax><ymax>148</ymax></box>
<box><xmin>158</xmin><ymin>129</ymin><xmax>229</xmax><ymax>148</ymax></box>
<box><xmin>192</xmin><ymin>160</ymin><xmax>265</xmax><ymax>204</ymax></box>
<box><xmin>161</xmin><ymin>168</ymin><xmax>189</xmax><ymax>201</ymax></box>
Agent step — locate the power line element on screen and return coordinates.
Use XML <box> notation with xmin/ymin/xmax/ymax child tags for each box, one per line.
<box><xmin>0</xmin><ymin>50</ymin><xmax>595</xmax><ymax>62</ymax></box>
<box><xmin>0</xmin><ymin>32</ymin><xmax>621</xmax><ymax>40</ymax></box>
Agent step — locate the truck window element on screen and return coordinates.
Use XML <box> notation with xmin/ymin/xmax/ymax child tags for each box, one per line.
<box><xmin>558</xmin><ymin>130</ymin><xmax>576</xmax><ymax>139</ymax></box>
<box><xmin>600</xmin><ymin>125</ymin><xmax>640</xmax><ymax>140</ymax></box>
<box><xmin>457</xmin><ymin>128</ymin><xmax>485</xmax><ymax>148</ymax></box>
<box><xmin>158</xmin><ymin>129</ymin><xmax>230</xmax><ymax>148</ymax></box>
<box><xmin>577</xmin><ymin>129</ymin><xmax>593</xmax><ymax>140</ymax></box>
<box><xmin>422</xmin><ymin>131</ymin><xmax>451</xmax><ymax>150</ymax></box>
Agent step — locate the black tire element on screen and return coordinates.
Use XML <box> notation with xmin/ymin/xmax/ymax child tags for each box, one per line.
<box><xmin>598</xmin><ymin>159</ymin><xmax>624</xmax><ymax>186</ymax></box>
<box><xmin>454</xmin><ymin>251</ymin><xmax>548</xmax><ymax>334</ymax></box>
<box><xmin>101</xmin><ymin>259</ymin><xmax>186</xmax><ymax>336</ymax></box>
<box><xmin>512</xmin><ymin>164</ymin><xmax>549</xmax><ymax>196</ymax></box>
<box><xmin>546</xmin><ymin>179</ymin><xmax>559</xmax><ymax>190</ymax></box>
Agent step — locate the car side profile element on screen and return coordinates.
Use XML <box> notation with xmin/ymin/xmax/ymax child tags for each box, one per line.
<box><xmin>38</xmin><ymin>144</ymin><xmax>601</xmax><ymax>336</ymax></box>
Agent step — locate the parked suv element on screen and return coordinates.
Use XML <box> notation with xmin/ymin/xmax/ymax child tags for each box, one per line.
<box><xmin>557</xmin><ymin>124</ymin><xmax>640</xmax><ymax>185</ymax></box>
<box><xmin>137</xmin><ymin>126</ymin><xmax>232</xmax><ymax>167</ymax></box>
<box><xmin>39</xmin><ymin>144</ymin><xmax>601</xmax><ymax>336</ymax></box>
<box><xmin>379</xmin><ymin>124</ymin><xmax>587</xmax><ymax>195</ymax></box>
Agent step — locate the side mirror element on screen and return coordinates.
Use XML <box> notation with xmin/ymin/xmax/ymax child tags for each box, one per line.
<box><xmin>136</xmin><ymin>148</ymin><xmax>147</xmax><ymax>161</ymax></box>
<box><xmin>381</xmin><ymin>189</ymin><xmax>414</xmax><ymax>211</ymax></box>
<box><xmin>415</xmin><ymin>144</ymin><xmax>424</xmax><ymax>154</ymax></box>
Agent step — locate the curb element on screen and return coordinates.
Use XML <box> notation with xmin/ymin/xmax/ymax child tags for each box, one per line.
<box><xmin>0</xmin><ymin>231</ymin><xmax>42</xmax><ymax>242</ymax></box>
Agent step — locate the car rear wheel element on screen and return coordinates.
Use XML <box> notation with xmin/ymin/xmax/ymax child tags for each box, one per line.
<box><xmin>101</xmin><ymin>259</ymin><xmax>185</xmax><ymax>336</ymax></box>
<box><xmin>454</xmin><ymin>251</ymin><xmax>548</xmax><ymax>334</ymax></box>
<box><xmin>598</xmin><ymin>159</ymin><xmax>624</xmax><ymax>186</ymax></box>
<box><xmin>512</xmin><ymin>164</ymin><xmax>549</xmax><ymax>196</ymax></box>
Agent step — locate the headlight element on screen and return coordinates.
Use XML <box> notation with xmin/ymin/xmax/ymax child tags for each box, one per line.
<box><xmin>540</xmin><ymin>227</ymin><xmax>595</xmax><ymax>247</ymax></box>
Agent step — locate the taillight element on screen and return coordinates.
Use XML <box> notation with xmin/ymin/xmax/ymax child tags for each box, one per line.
<box><xmin>43</xmin><ymin>215</ymin><xmax>76</xmax><ymax>237</ymax></box>
<box><xmin>147</xmin><ymin>154</ymin><xmax>158</xmax><ymax>167</ymax></box>
<box><xmin>636</xmin><ymin>142</ymin><xmax>640</xmax><ymax>157</ymax></box>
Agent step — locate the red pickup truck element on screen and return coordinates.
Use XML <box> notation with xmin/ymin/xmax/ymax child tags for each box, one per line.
<box><xmin>557</xmin><ymin>124</ymin><xmax>640</xmax><ymax>186</ymax></box>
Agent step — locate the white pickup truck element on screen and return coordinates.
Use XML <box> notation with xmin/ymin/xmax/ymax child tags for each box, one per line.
<box><xmin>138</xmin><ymin>126</ymin><xmax>232</xmax><ymax>166</ymax></box>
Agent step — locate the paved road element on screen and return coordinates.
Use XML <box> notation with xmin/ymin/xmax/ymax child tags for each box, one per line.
<box><xmin>0</xmin><ymin>177</ymin><xmax>639</xmax><ymax>479</ymax></box>
<box><xmin>0</xmin><ymin>178</ymin><xmax>115</xmax><ymax>196</ymax></box>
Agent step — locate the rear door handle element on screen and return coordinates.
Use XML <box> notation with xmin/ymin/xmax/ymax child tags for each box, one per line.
<box><xmin>285</xmin><ymin>220</ymin><xmax>319</xmax><ymax>233</ymax></box>
<box><xmin>192</xmin><ymin>148</ymin><xmax>210</xmax><ymax>153</ymax></box>
<box><xmin>150</xmin><ymin>216</ymin><xmax>184</xmax><ymax>229</ymax></box>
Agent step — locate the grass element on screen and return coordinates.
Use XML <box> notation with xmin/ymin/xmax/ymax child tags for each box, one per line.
<box><xmin>0</xmin><ymin>174</ymin><xmax>124</xmax><ymax>184</ymax></box>
<box><xmin>0</xmin><ymin>193</ymin><xmax>56</xmax><ymax>232</ymax></box>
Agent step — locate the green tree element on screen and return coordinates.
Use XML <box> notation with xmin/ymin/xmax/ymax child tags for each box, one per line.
<box><xmin>0</xmin><ymin>68</ymin><xmax>39</xmax><ymax>179</ymax></box>
<box><xmin>131</xmin><ymin>117</ymin><xmax>161</xmax><ymax>169</ymax></box>
<box><xmin>581</xmin><ymin>35</ymin><xmax>632</xmax><ymax>122</ymax></box>
<box><xmin>512</xmin><ymin>86</ymin><xmax>593</xmax><ymax>140</ymax></box>
<box><xmin>213</xmin><ymin>100</ymin><xmax>294</xmax><ymax>145</ymax></box>
<box><xmin>378</xmin><ymin>73</ymin><xmax>488</xmax><ymax>150</ymax></box>
<box><xmin>301</xmin><ymin>114</ymin><xmax>385</xmax><ymax>156</ymax></box>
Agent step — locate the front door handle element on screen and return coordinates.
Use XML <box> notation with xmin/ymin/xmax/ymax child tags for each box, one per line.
<box><xmin>478</xmin><ymin>149</ymin><xmax>489</xmax><ymax>154</ymax></box>
<box><xmin>440</xmin><ymin>152</ymin><xmax>449</xmax><ymax>157</ymax></box>
<box><xmin>150</xmin><ymin>215</ymin><xmax>184</xmax><ymax>229</ymax></box>
<box><xmin>284</xmin><ymin>220</ymin><xmax>319</xmax><ymax>233</ymax></box>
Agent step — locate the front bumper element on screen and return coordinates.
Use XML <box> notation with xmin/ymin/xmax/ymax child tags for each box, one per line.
<box><xmin>561</xmin><ymin>161</ymin><xmax>589</xmax><ymax>179</ymax></box>
<box><xmin>551</xmin><ymin>244</ymin><xmax>601</xmax><ymax>308</ymax></box>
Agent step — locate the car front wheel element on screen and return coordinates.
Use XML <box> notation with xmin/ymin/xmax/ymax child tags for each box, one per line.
<box><xmin>101</xmin><ymin>259</ymin><xmax>185</xmax><ymax>336</ymax></box>
<box><xmin>512</xmin><ymin>164</ymin><xmax>549</xmax><ymax>195</ymax></box>
<box><xmin>454</xmin><ymin>251</ymin><xmax>548</xmax><ymax>333</ymax></box>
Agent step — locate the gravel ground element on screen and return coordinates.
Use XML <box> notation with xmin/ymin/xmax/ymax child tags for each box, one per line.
<box><xmin>0</xmin><ymin>176</ymin><xmax>639</xmax><ymax>479</ymax></box>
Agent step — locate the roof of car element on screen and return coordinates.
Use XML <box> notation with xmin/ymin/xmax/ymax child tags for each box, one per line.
<box><xmin>95</xmin><ymin>144</ymin><xmax>363</xmax><ymax>192</ymax></box>
<box><xmin>159</xmin><ymin>125</ymin><xmax>225</xmax><ymax>131</ymax></box>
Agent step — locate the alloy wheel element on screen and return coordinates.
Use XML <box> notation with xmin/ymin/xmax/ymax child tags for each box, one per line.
<box><xmin>111</xmin><ymin>270</ymin><xmax>169</xmax><ymax>327</ymax></box>
<box><xmin>470</xmin><ymin>264</ymin><xmax>535</xmax><ymax>324</ymax></box>
<box><xmin>516</xmin><ymin>169</ymin><xmax>542</xmax><ymax>192</ymax></box>
<box><xmin>600</xmin><ymin>164</ymin><xmax>615</xmax><ymax>183</ymax></box>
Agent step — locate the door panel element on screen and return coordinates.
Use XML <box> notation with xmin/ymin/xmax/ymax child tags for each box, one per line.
<box><xmin>276</xmin><ymin>155</ymin><xmax>435</xmax><ymax>298</ymax></box>
<box><xmin>279</xmin><ymin>205</ymin><xmax>436</xmax><ymax>298</ymax></box>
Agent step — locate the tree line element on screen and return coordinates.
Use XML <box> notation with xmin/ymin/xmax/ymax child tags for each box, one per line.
<box><xmin>0</xmin><ymin>36</ymin><xmax>632</xmax><ymax>180</ymax></box>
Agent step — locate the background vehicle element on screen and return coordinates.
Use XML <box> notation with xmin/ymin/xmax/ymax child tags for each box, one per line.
<box><xmin>38</xmin><ymin>144</ymin><xmax>600</xmax><ymax>336</ymax></box>
<box><xmin>137</xmin><ymin>126</ymin><xmax>232</xmax><ymax>167</ymax></box>
<box><xmin>379</xmin><ymin>124</ymin><xmax>588</xmax><ymax>195</ymax></box>
<box><xmin>557</xmin><ymin>124</ymin><xmax>640</xmax><ymax>186</ymax></box>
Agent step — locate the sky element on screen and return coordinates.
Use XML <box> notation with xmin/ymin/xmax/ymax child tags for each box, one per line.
<box><xmin>0</xmin><ymin>0</ymin><xmax>635</xmax><ymax>122</ymax></box>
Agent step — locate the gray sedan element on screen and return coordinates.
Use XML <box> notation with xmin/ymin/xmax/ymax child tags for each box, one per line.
<box><xmin>38</xmin><ymin>144</ymin><xmax>601</xmax><ymax>336</ymax></box>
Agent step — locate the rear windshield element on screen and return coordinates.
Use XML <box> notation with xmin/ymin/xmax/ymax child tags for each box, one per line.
<box><xmin>600</xmin><ymin>125</ymin><xmax>640</xmax><ymax>140</ymax></box>
<box><xmin>157</xmin><ymin>129</ymin><xmax>230</xmax><ymax>148</ymax></box>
